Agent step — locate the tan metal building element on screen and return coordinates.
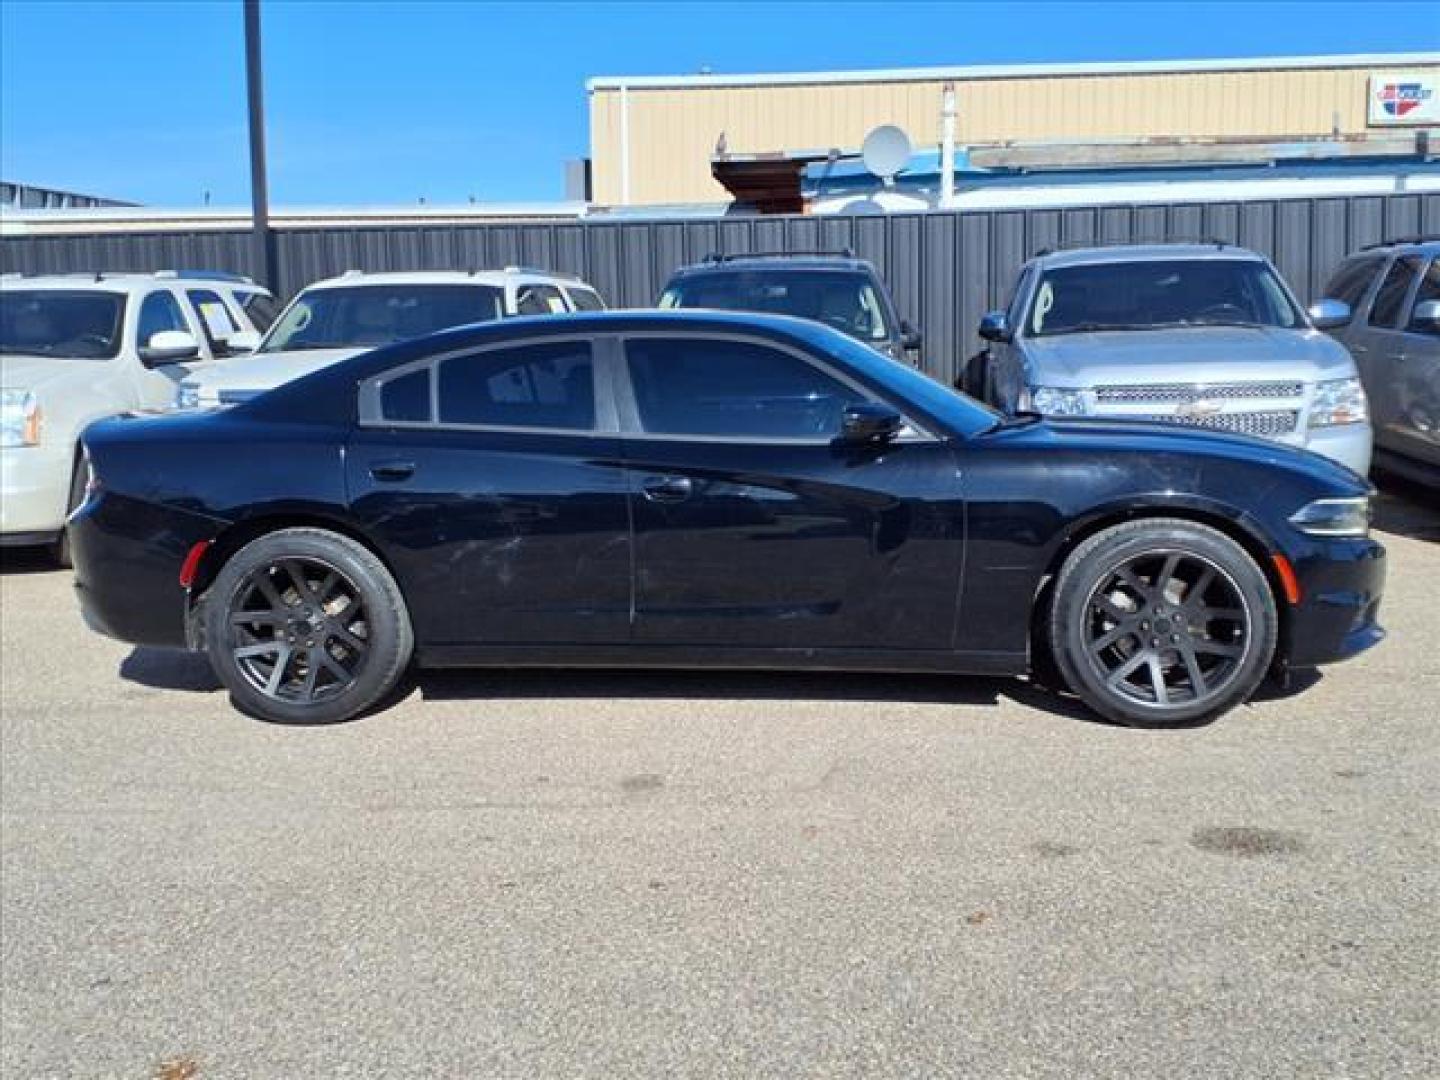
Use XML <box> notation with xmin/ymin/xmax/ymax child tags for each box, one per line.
<box><xmin>588</xmin><ymin>52</ymin><xmax>1440</xmax><ymax>206</ymax></box>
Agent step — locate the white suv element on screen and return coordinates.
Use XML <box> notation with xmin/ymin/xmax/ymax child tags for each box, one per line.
<box><xmin>1</xmin><ymin>271</ymin><xmax>273</xmax><ymax>561</ymax></box>
<box><xmin>176</xmin><ymin>268</ymin><xmax>606</xmax><ymax>410</ymax></box>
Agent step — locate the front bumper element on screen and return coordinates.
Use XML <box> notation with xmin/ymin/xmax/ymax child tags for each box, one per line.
<box><xmin>0</xmin><ymin>445</ymin><xmax>71</xmax><ymax>540</ymax></box>
<box><xmin>1283</xmin><ymin>534</ymin><xmax>1387</xmax><ymax>668</ymax></box>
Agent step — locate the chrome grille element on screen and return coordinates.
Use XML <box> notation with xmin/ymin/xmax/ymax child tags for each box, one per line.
<box><xmin>1136</xmin><ymin>410</ymin><xmax>1300</xmax><ymax>437</ymax></box>
<box><xmin>1095</xmin><ymin>382</ymin><xmax>1303</xmax><ymax>403</ymax></box>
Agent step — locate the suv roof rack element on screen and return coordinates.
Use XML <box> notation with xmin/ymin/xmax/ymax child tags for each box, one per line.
<box><xmin>1361</xmin><ymin>235</ymin><xmax>1440</xmax><ymax>250</ymax></box>
<box><xmin>1032</xmin><ymin>237</ymin><xmax>1236</xmax><ymax>257</ymax></box>
<box><xmin>501</xmin><ymin>265</ymin><xmax>583</xmax><ymax>281</ymax></box>
<box><xmin>701</xmin><ymin>249</ymin><xmax>857</xmax><ymax>263</ymax></box>
<box><xmin>153</xmin><ymin>269</ymin><xmax>256</xmax><ymax>284</ymax></box>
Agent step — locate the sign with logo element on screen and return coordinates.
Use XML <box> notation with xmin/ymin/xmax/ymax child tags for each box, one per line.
<box><xmin>1368</xmin><ymin>72</ymin><xmax>1440</xmax><ymax>126</ymax></box>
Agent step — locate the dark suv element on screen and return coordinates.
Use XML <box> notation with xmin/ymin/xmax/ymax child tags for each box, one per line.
<box><xmin>658</xmin><ymin>252</ymin><xmax>923</xmax><ymax>365</ymax></box>
<box><xmin>1318</xmin><ymin>236</ymin><xmax>1440</xmax><ymax>486</ymax></box>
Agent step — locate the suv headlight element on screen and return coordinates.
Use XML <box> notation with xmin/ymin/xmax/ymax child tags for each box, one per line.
<box><xmin>1031</xmin><ymin>386</ymin><xmax>1089</xmax><ymax>417</ymax></box>
<box><xmin>1308</xmin><ymin>378</ymin><xmax>1368</xmax><ymax>427</ymax></box>
<box><xmin>1289</xmin><ymin>496</ymin><xmax>1370</xmax><ymax>538</ymax></box>
<box><xmin>0</xmin><ymin>390</ymin><xmax>41</xmax><ymax>447</ymax></box>
<box><xmin>173</xmin><ymin>384</ymin><xmax>201</xmax><ymax>411</ymax></box>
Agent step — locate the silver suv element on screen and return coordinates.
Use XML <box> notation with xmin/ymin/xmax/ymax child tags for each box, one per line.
<box><xmin>1318</xmin><ymin>237</ymin><xmax>1439</xmax><ymax>486</ymax></box>
<box><xmin>974</xmin><ymin>243</ymin><xmax>1372</xmax><ymax>475</ymax></box>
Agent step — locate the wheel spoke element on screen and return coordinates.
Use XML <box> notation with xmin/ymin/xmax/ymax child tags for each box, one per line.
<box><xmin>317</xmin><ymin>648</ymin><xmax>353</xmax><ymax>682</ymax></box>
<box><xmin>1147</xmin><ymin>655</ymin><xmax>1169</xmax><ymax>705</ymax></box>
<box><xmin>298</xmin><ymin>650</ymin><xmax>321</xmax><ymax>700</ymax></box>
<box><xmin>1117</xmin><ymin>566</ymin><xmax>1150</xmax><ymax>600</ymax></box>
<box><xmin>1106</xmin><ymin>650</ymin><xmax>1150</xmax><ymax>688</ymax></box>
<box><xmin>231</xmin><ymin>610</ymin><xmax>285</xmax><ymax>627</ymax></box>
<box><xmin>263</xmin><ymin>645</ymin><xmax>294</xmax><ymax>696</ymax></box>
<box><xmin>1156</xmin><ymin>553</ymin><xmax>1182</xmax><ymax>600</ymax></box>
<box><xmin>327</xmin><ymin>622</ymin><xmax>368</xmax><ymax>654</ymax></box>
<box><xmin>1090</xmin><ymin>620</ymin><xmax>1136</xmax><ymax>654</ymax></box>
<box><xmin>1187</xmin><ymin>567</ymin><xmax>1216</xmax><ymax>606</ymax></box>
<box><xmin>254</xmin><ymin>572</ymin><xmax>289</xmax><ymax>612</ymax></box>
<box><xmin>234</xmin><ymin>641</ymin><xmax>282</xmax><ymax>660</ymax></box>
<box><xmin>1194</xmin><ymin>606</ymin><xmax>1244</xmax><ymax>623</ymax></box>
<box><xmin>281</xmin><ymin>560</ymin><xmax>321</xmax><ymax>607</ymax></box>
<box><xmin>1179</xmin><ymin>641</ymin><xmax>1208</xmax><ymax>698</ymax></box>
<box><xmin>314</xmin><ymin>571</ymin><xmax>340</xmax><ymax>604</ymax></box>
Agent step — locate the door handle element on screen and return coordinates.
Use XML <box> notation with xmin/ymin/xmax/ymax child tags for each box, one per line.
<box><xmin>368</xmin><ymin>460</ymin><xmax>416</xmax><ymax>482</ymax></box>
<box><xmin>641</xmin><ymin>475</ymin><xmax>694</xmax><ymax>503</ymax></box>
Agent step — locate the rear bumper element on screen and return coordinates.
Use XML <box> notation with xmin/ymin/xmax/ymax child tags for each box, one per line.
<box><xmin>1283</xmin><ymin>535</ymin><xmax>1387</xmax><ymax>668</ymax></box>
<box><xmin>69</xmin><ymin>491</ymin><xmax>221</xmax><ymax>648</ymax></box>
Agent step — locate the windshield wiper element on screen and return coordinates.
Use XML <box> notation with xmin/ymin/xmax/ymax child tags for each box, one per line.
<box><xmin>1039</xmin><ymin>322</ymin><xmax>1152</xmax><ymax>336</ymax></box>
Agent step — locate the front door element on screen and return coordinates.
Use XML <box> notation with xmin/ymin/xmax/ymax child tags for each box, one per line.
<box><xmin>618</xmin><ymin>333</ymin><xmax>965</xmax><ymax>651</ymax></box>
<box><xmin>346</xmin><ymin>337</ymin><xmax>631</xmax><ymax>646</ymax></box>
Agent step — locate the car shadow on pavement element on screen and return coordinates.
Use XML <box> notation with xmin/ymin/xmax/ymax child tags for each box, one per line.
<box><xmin>0</xmin><ymin>546</ymin><xmax>60</xmax><ymax>575</ymax></box>
<box><xmin>120</xmin><ymin>647</ymin><xmax>223</xmax><ymax>692</ymax></box>
<box><xmin>115</xmin><ymin>646</ymin><xmax>1109</xmax><ymax>726</ymax></box>
<box><xmin>1372</xmin><ymin>474</ymin><xmax>1440</xmax><ymax>542</ymax></box>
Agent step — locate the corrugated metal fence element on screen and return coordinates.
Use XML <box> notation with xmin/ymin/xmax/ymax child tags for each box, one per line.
<box><xmin>4</xmin><ymin>192</ymin><xmax>1436</xmax><ymax>384</ymax></box>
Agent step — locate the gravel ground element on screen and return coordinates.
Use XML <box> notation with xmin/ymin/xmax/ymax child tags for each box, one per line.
<box><xmin>2</xmin><ymin>483</ymin><xmax>1437</xmax><ymax>1079</ymax></box>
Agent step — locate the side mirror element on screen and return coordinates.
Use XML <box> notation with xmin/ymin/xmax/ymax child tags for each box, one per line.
<box><xmin>839</xmin><ymin>402</ymin><xmax>903</xmax><ymax>444</ymax></box>
<box><xmin>978</xmin><ymin>310</ymin><xmax>1012</xmax><ymax>343</ymax></box>
<box><xmin>899</xmin><ymin>321</ymin><xmax>923</xmax><ymax>352</ymax></box>
<box><xmin>1308</xmin><ymin>298</ymin><xmax>1352</xmax><ymax>330</ymax></box>
<box><xmin>139</xmin><ymin>329</ymin><xmax>200</xmax><ymax>366</ymax></box>
<box><xmin>1410</xmin><ymin>298</ymin><xmax>1440</xmax><ymax>332</ymax></box>
<box><xmin>224</xmin><ymin>329</ymin><xmax>262</xmax><ymax>355</ymax></box>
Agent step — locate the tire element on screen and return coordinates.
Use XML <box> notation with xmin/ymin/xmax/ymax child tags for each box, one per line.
<box><xmin>1048</xmin><ymin>519</ymin><xmax>1277</xmax><ymax>728</ymax></box>
<box><xmin>202</xmin><ymin>528</ymin><xmax>414</xmax><ymax>724</ymax></box>
<box><xmin>49</xmin><ymin>454</ymin><xmax>87</xmax><ymax>569</ymax></box>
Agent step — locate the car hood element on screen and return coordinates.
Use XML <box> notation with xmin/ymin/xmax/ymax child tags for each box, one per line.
<box><xmin>1022</xmin><ymin>326</ymin><xmax>1355</xmax><ymax>387</ymax></box>
<box><xmin>0</xmin><ymin>353</ymin><xmax>109</xmax><ymax>394</ymax></box>
<box><xmin>183</xmin><ymin>347</ymin><xmax>364</xmax><ymax>395</ymax></box>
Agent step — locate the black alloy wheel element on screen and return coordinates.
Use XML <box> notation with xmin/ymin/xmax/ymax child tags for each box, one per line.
<box><xmin>1081</xmin><ymin>549</ymin><xmax>1249</xmax><ymax>710</ymax></box>
<box><xmin>228</xmin><ymin>557</ymin><xmax>371</xmax><ymax>704</ymax></box>
<box><xmin>204</xmin><ymin>528</ymin><xmax>413</xmax><ymax>724</ymax></box>
<box><xmin>1049</xmin><ymin>519</ymin><xmax>1277</xmax><ymax>727</ymax></box>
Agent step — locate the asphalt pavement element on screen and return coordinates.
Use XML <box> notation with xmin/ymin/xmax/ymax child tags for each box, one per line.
<box><xmin>2</xmin><ymin>483</ymin><xmax>1437</xmax><ymax>1078</ymax></box>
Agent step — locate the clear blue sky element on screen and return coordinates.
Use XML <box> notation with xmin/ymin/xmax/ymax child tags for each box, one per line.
<box><xmin>2</xmin><ymin>1</ymin><xmax>1436</xmax><ymax>207</ymax></box>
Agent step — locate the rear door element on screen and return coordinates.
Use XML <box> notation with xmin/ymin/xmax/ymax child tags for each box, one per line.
<box><xmin>616</xmin><ymin>332</ymin><xmax>965</xmax><ymax>651</ymax></box>
<box><xmin>1358</xmin><ymin>255</ymin><xmax>1424</xmax><ymax>451</ymax></box>
<box><xmin>346</xmin><ymin>334</ymin><xmax>632</xmax><ymax>646</ymax></box>
<box><xmin>1387</xmin><ymin>258</ymin><xmax>1440</xmax><ymax>467</ymax></box>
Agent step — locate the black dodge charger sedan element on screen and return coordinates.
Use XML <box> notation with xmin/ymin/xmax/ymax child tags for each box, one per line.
<box><xmin>70</xmin><ymin>310</ymin><xmax>1385</xmax><ymax>727</ymax></box>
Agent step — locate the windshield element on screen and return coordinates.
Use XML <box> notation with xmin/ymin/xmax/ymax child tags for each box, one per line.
<box><xmin>261</xmin><ymin>284</ymin><xmax>506</xmax><ymax>352</ymax></box>
<box><xmin>0</xmin><ymin>290</ymin><xmax>126</xmax><ymax>359</ymax></box>
<box><xmin>660</xmin><ymin>270</ymin><xmax>892</xmax><ymax>344</ymax></box>
<box><xmin>1026</xmin><ymin>259</ymin><xmax>1303</xmax><ymax>337</ymax></box>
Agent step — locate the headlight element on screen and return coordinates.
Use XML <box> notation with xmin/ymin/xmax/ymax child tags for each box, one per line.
<box><xmin>1289</xmin><ymin>496</ymin><xmax>1371</xmax><ymax>538</ymax></box>
<box><xmin>1308</xmin><ymin>378</ymin><xmax>1367</xmax><ymax>427</ymax></box>
<box><xmin>1031</xmin><ymin>386</ymin><xmax>1089</xmax><ymax>417</ymax></box>
<box><xmin>173</xmin><ymin>384</ymin><xmax>201</xmax><ymax>411</ymax></box>
<box><xmin>0</xmin><ymin>390</ymin><xmax>41</xmax><ymax>447</ymax></box>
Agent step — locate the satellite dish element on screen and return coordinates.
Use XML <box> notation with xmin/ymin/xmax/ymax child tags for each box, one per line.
<box><xmin>862</xmin><ymin>124</ymin><xmax>913</xmax><ymax>185</ymax></box>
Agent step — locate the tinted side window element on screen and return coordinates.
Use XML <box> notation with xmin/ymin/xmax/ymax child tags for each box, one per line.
<box><xmin>1408</xmin><ymin>259</ymin><xmax>1440</xmax><ymax>334</ymax></box>
<box><xmin>568</xmin><ymin>287</ymin><xmax>605</xmax><ymax>312</ymax></box>
<box><xmin>240</xmin><ymin>291</ymin><xmax>279</xmax><ymax>331</ymax></box>
<box><xmin>137</xmin><ymin>290</ymin><xmax>189</xmax><ymax>346</ymax></box>
<box><xmin>438</xmin><ymin>341</ymin><xmax>594</xmax><ymax>430</ymax></box>
<box><xmin>1370</xmin><ymin>256</ymin><xmax>1421</xmax><ymax>328</ymax></box>
<box><xmin>380</xmin><ymin>368</ymin><xmax>432</xmax><ymax>422</ymax></box>
<box><xmin>1323</xmin><ymin>256</ymin><xmax>1383</xmax><ymax>308</ymax></box>
<box><xmin>515</xmin><ymin>284</ymin><xmax>568</xmax><ymax>315</ymax></box>
<box><xmin>626</xmin><ymin>337</ymin><xmax>865</xmax><ymax>439</ymax></box>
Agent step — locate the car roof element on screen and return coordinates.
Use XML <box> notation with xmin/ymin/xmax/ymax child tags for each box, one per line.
<box><xmin>668</xmin><ymin>254</ymin><xmax>879</xmax><ymax>277</ymax></box>
<box><xmin>1029</xmin><ymin>243</ymin><xmax>1267</xmax><ymax>269</ymax></box>
<box><xmin>0</xmin><ymin>271</ymin><xmax>266</xmax><ymax>295</ymax></box>
<box><xmin>299</xmin><ymin>269</ymin><xmax>586</xmax><ymax>292</ymax></box>
<box><xmin>1353</xmin><ymin>236</ymin><xmax>1440</xmax><ymax>257</ymax></box>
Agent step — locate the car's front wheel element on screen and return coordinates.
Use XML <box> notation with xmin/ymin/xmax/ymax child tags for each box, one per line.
<box><xmin>203</xmin><ymin>528</ymin><xmax>413</xmax><ymax>724</ymax></box>
<box><xmin>1048</xmin><ymin>519</ymin><xmax>1278</xmax><ymax>727</ymax></box>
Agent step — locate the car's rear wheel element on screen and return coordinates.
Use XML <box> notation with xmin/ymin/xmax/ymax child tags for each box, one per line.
<box><xmin>203</xmin><ymin>528</ymin><xmax>413</xmax><ymax>724</ymax></box>
<box><xmin>1048</xmin><ymin>519</ymin><xmax>1277</xmax><ymax>727</ymax></box>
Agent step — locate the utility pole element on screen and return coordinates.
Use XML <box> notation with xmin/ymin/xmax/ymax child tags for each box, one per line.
<box><xmin>244</xmin><ymin>0</ymin><xmax>277</xmax><ymax>289</ymax></box>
